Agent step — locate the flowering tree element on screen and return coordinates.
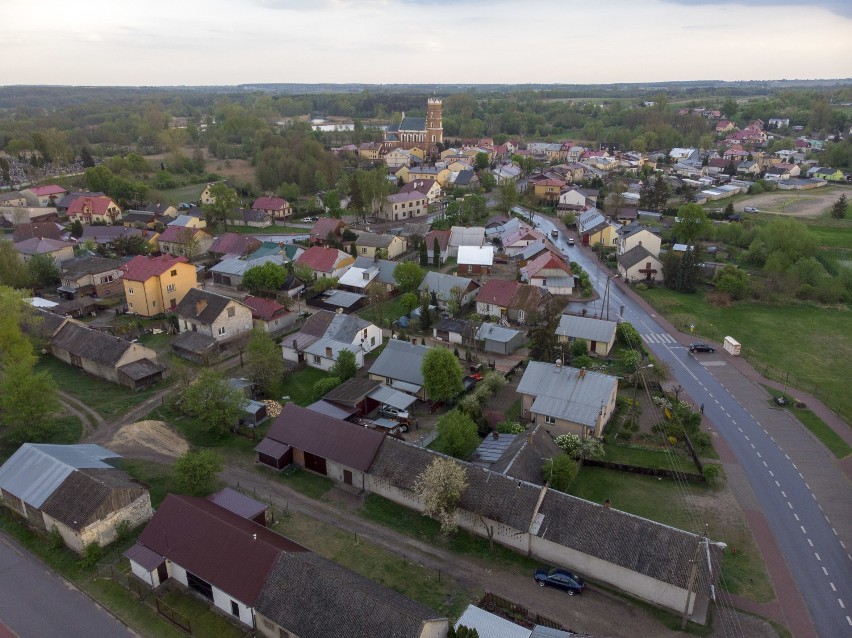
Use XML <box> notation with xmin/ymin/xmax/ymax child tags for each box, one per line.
<box><xmin>414</xmin><ymin>457</ymin><xmax>468</xmax><ymax>534</ymax></box>
<box><xmin>554</xmin><ymin>433</ymin><xmax>605</xmax><ymax>461</ymax></box>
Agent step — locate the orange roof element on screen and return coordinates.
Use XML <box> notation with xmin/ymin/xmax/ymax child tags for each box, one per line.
<box><xmin>121</xmin><ymin>255</ymin><xmax>189</xmax><ymax>282</ymax></box>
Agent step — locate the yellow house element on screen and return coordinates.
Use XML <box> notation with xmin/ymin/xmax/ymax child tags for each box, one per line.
<box><xmin>409</xmin><ymin>147</ymin><xmax>425</xmax><ymax>160</ymax></box>
<box><xmin>199</xmin><ymin>183</ymin><xmax>223</xmax><ymax>206</ymax></box>
<box><xmin>354</xmin><ymin>232</ymin><xmax>407</xmax><ymax>259</ymax></box>
<box><xmin>532</xmin><ymin>178</ymin><xmax>565</xmax><ymax>204</ymax></box>
<box><xmin>447</xmin><ymin>160</ymin><xmax>474</xmax><ymax>173</ymax></box>
<box><xmin>394</xmin><ymin>166</ymin><xmax>410</xmax><ymax>183</ymax></box>
<box><xmin>121</xmin><ymin>255</ymin><xmax>198</xmax><ymax>317</ymax></box>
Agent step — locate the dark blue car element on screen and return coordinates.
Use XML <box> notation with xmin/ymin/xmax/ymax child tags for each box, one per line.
<box><xmin>534</xmin><ymin>567</ymin><xmax>585</xmax><ymax>595</ymax></box>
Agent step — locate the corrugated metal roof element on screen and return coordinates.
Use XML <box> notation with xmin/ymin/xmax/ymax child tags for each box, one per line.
<box><xmin>455</xmin><ymin>605</ymin><xmax>531</xmax><ymax>638</ymax></box>
<box><xmin>368</xmin><ymin>339</ymin><xmax>428</xmax><ymax>387</ymax></box>
<box><xmin>518</xmin><ymin>362</ymin><xmax>617</xmax><ymax>429</ymax></box>
<box><xmin>306</xmin><ymin>400</ymin><xmax>359</xmax><ymax>420</ymax></box>
<box><xmin>322</xmin><ymin>290</ymin><xmax>364</xmax><ymax>308</ymax></box>
<box><xmin>555</xmin><ymin>315</ymin><xmax>617</xmax><ymax>343</ymax></box>
<box><xmin>208</xmin><ymin>487</ymin><xmax>268</xmax><ymax>520</ymax></box>
<box><xmin>0</xmin><ymin>444</ymin><xmax>119</xmax><ymax>508</ymax></box>
<box><xmin>367</xmin><ymin>386</ymin><xmax>417</xmax><ymax>410</ymax></box>
<box><xmin>472</xmin><ymin>434</ymin><xmax>519</xmax><ymax>463</ymax></box>
<box><xmin>476</xmin><ymin>322</ymin><xmax>523</xmax><ymax>343</ymax></box>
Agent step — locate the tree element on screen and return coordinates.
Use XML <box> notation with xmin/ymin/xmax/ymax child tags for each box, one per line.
<box><xmin>112</xmin><ymin>234</ymin><xmax>151</xmax><ymax>256</ymax></box>
<box><xmin>638</xmin><ymin>176</ymin><xmax>671</xmax><ymax>213</ymax></box>
<box><xmin>419</xmin><ymin>240</ymin><xmax>428</xmax><ymax>267</ymax></box>
<box><xmin>422</xmin><ymin>348</ymin><xmax>463</xmax><ymax>403</ymax></box>
<box><xmin>80</xmin><ymin>146</ymin><xmax>96</xmax><ymax>168</ymax></box>
<box><xmin>70</xmin><ymin>219</ymin><xmax>84</xmax><ymax>238</ymax></box>
<box><xmin>313</xmin><ymin>376</ymin><xmax>342</xmax><ymax>399</ymax></box>
<box><xmin>203</xmin><ymin>183</ymin><xmax>239</xmax><ymax>230</ymax></box>
<box><xmin>329</xmin><ymin>349</ymin><xmax>358</xmax><ymax>382</ymax></box>
<box><xmin>178</xmin><ymin>369</ymin><xmax>247</xmax><ymax>437</ymax></box>
<box><xmin>498</xmin><ymin>179</ymin><xmax>519</xmax><ymax>213</ymax></box>
<box><xmin>26</xmin><ymin>253</ymin><xmax>60</xmax><ymax>289</ymax></box>
<box><xmin>554</xmin><ymin>433</ymin><xmax>605</xmax><ymax>462</ymax></box>
<box><xmin>418</xmin><ymin>292</ymin><xmax>433</xmax><ymax>331</ymax></box>
<box><xmin>414</xmin><ymin>456</ymin><xmax>468</xmax><ymax>534</ymax></box>
<box><xmin>243</xmin><ymin>261</ymin><xmax>286</xmax><ymax>294</ymax></box>
<box><xmin>616</xmin><ymin>321</ymin><xmax>642</xmax><ymax>350</ymax></box>
<box><xmin>715</xmin><ymin>265</ymin><xmax>751</xmax><ymax>300</ymax></box>
<box><xmin>84</xmin><ymin>164</ymin><xmax>114</xmax><ymax>193</ymax></box>
<box><xmin>673</xmin><ymin>203</ymin><xmax>708</xmax><ymax>244</ymax></box>
<box><xmin>174</xmin><ymin>450</ymin><xmax>223</xmax><ymax>497</ymax></box>
<box><xmin>475</xmin><ymin>152</ymin><xmax>489</xmax><ymax>170</ymax></box>
<box><xmin>245</xmin><ymin>331</ymin><xmax>286</xmax><ymax>397</ymax></box>
<box><xmin>0</xmin><ymin>361</ymin><xmax>62</xmax><ymax>442</ymax></box>
<box><xmin>322</xmin><ymin>190</ymin><xmax>341</xmax><ymax>218</ymax></box>
<box><xmin>365</xmin><ymin>281</ymin><xmax>388</xmax><ymax>327</ymax></box>
<box><xmin>541</xmin><ymin>454</ymin><xmax>579</xmax><ymax>492</ymax></box>
<box><xmin>314</xmin><ymin>276</ymin><xmax>339</xmax><ymax>293</ymax></box>
<box><xmin>0</xmin><ymin>242</ymin><xmax>32</xmax><ymax>289</ymax></box>
<box><xmin>528</xmin><ymin>305</ymin><xmax>561</xmax><ymax>362</ymax></box>
<box><xmin>393</xmin><ymin>262</ymin><xmax>425</xmax><ymax>293</ymax></box>
<box><xmin>293</xmin><ymin>263</ymin><xmax>315</xmax><ymax>286</ymax></box>
<box><xmin>175</xmin><ymin>227</ymin><xmax>202</xmax><ymax>262</ymax></box>
<box><xmin>832</xmin><ymin>194</ymin><xmax>848</xmax><ymax>220</ymax></box>
<box><xmin>400</xmin><ymin>292</ymin><xmax>419</xmax><ymax>314</ymax></box>
<box><xmin>432</xmin><ymin>237</ymin><xmax>441</xmax><ymax>268</ymax></box>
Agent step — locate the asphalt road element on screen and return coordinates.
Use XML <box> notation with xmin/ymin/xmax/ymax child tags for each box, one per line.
<box><xmin>527</xmin><ymin>209</ymin><xmax>851</xmax><ymax>638</ymax></box>
<box><xmin>0</xmin><ymin>531</ymin><xmax>133</xmax><ymax>638</ymax></box>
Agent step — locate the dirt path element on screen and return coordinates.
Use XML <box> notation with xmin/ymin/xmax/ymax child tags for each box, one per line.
<box><xmin>57</xmin><ymin>391</ymin><xmax>104</xmax><ymax>436</ymax></box>
<box><xmin>222</xmin><ymin>463</ymin><xmax>776</xmax><ymax>638</ymax></box>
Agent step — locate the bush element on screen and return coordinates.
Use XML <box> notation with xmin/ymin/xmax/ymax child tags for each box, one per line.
<box><xmin>313</xmin><ymin>376</ymin><xmax>342</xmax><ymax>398</ymax></box>
<box><xmin>570</xmin><ymin>340</ymin><xmax>588</xmax><ymax>357</ymax></box>
<box><xmin>691</xmin><ymin>431</ymin><xmax>713</xmax><ymax>454</ymax></box>
<box><xmin>79</xmin><ymin>542</ymin><xmax>102</xmax><ymax>569</ymax></box>
<box><xmin>541</xmin><ymin>454</ymin><xmax>579</xmax><ymax>492</ymax></box>
<box><xmin>47</xmin><ymin>526</ymin><xmax>65</xmax><ymax>550</ymax></box>
<box><xmin>573</xmin><ymin>355</ymin><xmax>593</xmax><ymax>369</ymax></box>
<box><xmin>703</xmin><ymin>464</ymin><xmax>721</xmax><ymax>487</ymax></box>
<box><xmin>114</xmin><ymin>520</ymin><xmax>133</xmax><ymax>544</ymax></box>
<box><xmin>496</xmin><ymin>421</ymin><xmax>525</xmax><ymax>434</ymax></box>
<box><xmin>480</xmin><ymin>371</ymin><xmax>506</xmax><ymax>395</ymax></box>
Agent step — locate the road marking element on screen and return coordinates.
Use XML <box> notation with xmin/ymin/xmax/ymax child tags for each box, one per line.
<box><xmin>840</xmin><ymin>599</ymin><xmax>846</xmax><ymax>609</ymax></box>
<box><xmin>823</xmin><ymin>566</ymin><xmax>829</xmax><ymax>576</ymax></box>
<box><xmin>807</xmin><ymin>538</ymin><xmax>813</xmax><ymax>547</ymax></box>
<box><xmin>825</xmin><ymin>515</ymin><xmax>831</xmax><ymax>523</ymax></box>
<box><xmin>744</xmin><ymin>435</ymin><xmax>750</xmax><ymax>441</ymax></box>
<box><xmin>731</xmin><ymin>420</ymin><xmax>737</xmax><ymax>425</ymax></box>
<box><xmin>738</xmin><ymin>427</ymin><xmax>743</xmax><ymax>432</ymax></box>
<box><xmin>792</xmin><ymin>462</ymin><xmax>798</xmax><ymax>470</ymax></box>
<box><xmin>775</xmin><ymin>480</ymin><xmax>781</xmax><ymax>487</ymax></box>
<box><xmin>781</xmin><ymin>490</ymin><xmax>787</xmax><ymax>497</ymax></box>
<box><xmin>794</xmin><ymin>514</ymin><xmax>800</xmax><ymax>521</ymax></box>
<box><xmin>815</xmin><ymin>552</ymin><xmax>821</xmax><ymax>561</ymax></box>
<box><xmin>708</xmin><ymin>393</ymin><xmax>714</xmax><ymax>399</ymax></box>
<box><xmin>800</xmin><ymin>525</ymin><xmax>807</xmax><ymax>534</ymax></box>
<box><xmin>787</xmin><ymin>501</ymin><xmax>793</xmax><ymax>509</ymax></box>
<box><xmin>785</xmin><ymin>453</ymin><xmax>790</xmax><ymax>460</ymax></box>
<box><xmin>763</xmin><ymin>461</ymin><xmax>768</xmax><ymax>467</ymax></box>
<box><xmin>834</xmin><ymin>528</ymin><xmax>839</xmax><ymax>536</ymax></box>
<box><xmin>846</xmin><ymin>615</ymin><xmax>851</xmax><ymax>626</ymax></box>
<box><xmin>830</xmin><ymin>582</ymin><xmax>836</xmax><ymax>591</ymax></box>
<box><xmin>768</xmin><ymin>470</ymin><xmax>774</xmax><ymax>477</ymax></box>
<box><xmin>756</xmin><ymin>452</ymin><xmax>762</xmax><ymax>458</ymax></box>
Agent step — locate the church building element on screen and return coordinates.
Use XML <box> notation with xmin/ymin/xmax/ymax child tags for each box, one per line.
<box><xmin>383</xmin><ymin>98</ymin><xmax>443</xmax><ymax>156</ymax></box>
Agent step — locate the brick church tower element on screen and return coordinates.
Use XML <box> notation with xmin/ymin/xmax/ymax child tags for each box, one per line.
<box><xmin>426</xmin><ymin>98</ymin><xmax>443</xmax><ymax>154</ymax></box>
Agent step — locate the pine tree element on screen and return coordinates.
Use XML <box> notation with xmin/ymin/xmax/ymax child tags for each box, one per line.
<box><xmin>432</xmin><ymin>237</ymin><xmax>440</xmax><ymax>268</ymax></box>
<box><xmin>419</xmin><ymin>240</ymin><xmax>428</xmax><ymax>267</ymax></box>
<box><xmin>831</xmin><ymin>194</ymin><xmax>848</xmax><ymax>220</ymax></box>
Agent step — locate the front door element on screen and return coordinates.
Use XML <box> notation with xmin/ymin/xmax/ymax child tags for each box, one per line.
<box><xmin>156</xmin><ymin>562</ymin><xmax>168</xmax><ymax>584</ymax></box>
<box><xmin>343</xmin><ymin>470</ymin><xmax>353</xmax><ymax>485</ymax></box>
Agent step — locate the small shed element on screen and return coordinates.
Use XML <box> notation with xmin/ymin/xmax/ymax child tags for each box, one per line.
<box><xmin>240</xmin><ymin>400</ymin><xmax>268</xmax><ymax>427</ymax></box>
<box><xmin>476</xmin><ymin>322</ymin><xmax>526</xmax><ymax>355</ymax></box>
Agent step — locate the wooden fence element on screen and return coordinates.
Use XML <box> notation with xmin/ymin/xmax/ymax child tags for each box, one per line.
<box><xmin>481</xmin><ymin>591</ymin><xmax>566</xmax><ymax>630</ymax></box>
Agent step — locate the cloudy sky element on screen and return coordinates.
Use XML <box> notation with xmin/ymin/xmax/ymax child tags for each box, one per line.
<box><xmin>2</xmin><ymin>0</ymin><xmax>850</xmax><ymax>86</ymax></box>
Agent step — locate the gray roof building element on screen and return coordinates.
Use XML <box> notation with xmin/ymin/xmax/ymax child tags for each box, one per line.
<box><xmin>352</xmin><ymin>256</ymin><xmax>397</xmax><ymax>285</ymax></box>
<box><xmin>555</xmin><ymin>315</ymin><xmax>617</xmax><ymax>344</ymax></box>
<box><xmin>418</xmin><ymin>271</ymin><xmax>478</xmax><ymax>301</ymax></box>
<box><xmin>174</xmin><ymin>288</ymin><xmax>239</xmax><ymax>327</ymax></box>
<box><xmin>368</xmin><ymin>339</ymin><xmax>428</xmax><ymax>389</ymax></box>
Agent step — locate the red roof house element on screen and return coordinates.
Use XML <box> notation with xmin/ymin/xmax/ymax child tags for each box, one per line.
<box><xmin>209</xmin><ymin>232</ymin><xmax>262</xmax><ymax>257</ymax></box>
<box><xmin>251</xmin><ymin>197</ymin><xmax>291</xmax><ymax>220</ymax></box>
<box><xmin>242</xmin><ymin>295</ymin><xmax>296</xmax><ymax>335</ymax></box>
<box><xmin>121</xmin><ymin>254</ymin><xmax>189</xmax><ymax>282</ymax></box>
<box><xmin>295</xmin><ymin>246</ymin><xmax>354</xmax><ymax>279</ymax></box>
<box><xmin>66</xmin><ymin>196</ymin><xmax>122</xmax><ymax>224</ymax></box>
<box><xmin>309</xmin><ymin>218</ymin><xmax>347</xmax><ymax>245</ymax></box>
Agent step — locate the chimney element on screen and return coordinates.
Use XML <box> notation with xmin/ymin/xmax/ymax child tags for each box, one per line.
<box><xmin>555</xmin><ymin>358</ymin><xmax>562</xmax><ymax>369</ymax></box>
<box><xmin>325</xmin><ymin>346</ymin><xmax>333</xmax><ymax>358</ymax></box>
<box><xmin>579</xmin><ymin>367</ymin><xmax>586</xmax><ymax>379</ymax></box>
<box><xmin>603</xmin><ymin>498</ymin><xmax>611</xmax><ymax>509</ymax></box>
<box><xmin>195</xmin><ymin>299</ymin><xmax>208</xmax><ymax>316</ymax></box>
<box><xmin>492</xmin><ymin>430</ymin><xmax>499</xmax><ymax>440</ymax></box>
<box><xmin>292</xmin><ymin>339</ymin><xmax>297</xmax><ymax>350</ymax></box>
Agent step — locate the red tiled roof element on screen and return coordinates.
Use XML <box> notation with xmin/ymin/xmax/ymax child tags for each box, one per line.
<box><xmin>121</xmin><ymin>254</ymin><xmax>189</xmax><ymax>282</ymax></box>
<box><xmin>157</xmin><ymin>225</ymin><xmax>203</xmax><ymax>243</ymax></box>
<box><xmin>67</xmin><ymin>196</ymin><xmax>118</xmax><ymax>216</ymax></box>
<box><xmin>29</xmin><ymin>184</ymin><xmax>66</xmax><ymax>197</ymax></box>
<box><xmin>310</xmin><ymin>218</ymin><xmax>345</xmax><ymax>240</ymax></box>
<box><xmin>14</xmin><ymin>237</ymin><xmax>73</xmax><ymax>255</ymax></box>
<box><xmin>264</xmin><ymin>403</ymin><xmax>386</xmax><ymax>472</ymax></box>
<box><xmin>242</xmin><ymin>295</ymin><xmax>289</xmax><ymax>322</ymax></box>
<box><xmin>252</xmin><ymin>197</ymin><xmax>288</xmax><ymax>211</ymax></box>
<box><xmin>135</xmin><ymin>494</ymin><xmax>307</xmax><ymax>605</ymax></box>
<box><xmin>522</xmin><ymin>252</ymin><xmax>572</xmax><ymax>278</ymax></box>
<box><xmin>296</xmin><ymin>246</ymin><xmax>344</xmax><ymax>273</ymax></box>
<box><xmin>209</xmin><ymin>232</ymin><xmax>261</xmax><ymax>256</ymax></box>
<box><xmin>477</xmin><ymin>279</ymin><xmax>520</xmax><ymax>307</ymax></box>
<box><xmin>399</xmin><ymin>179</ymin><xmax>437</xmax><ymax>196</ymax></box>
<box><xmin>13</xmin><ymin>222</ymin><xmax>62</xmax><ymax>243</ymax></box>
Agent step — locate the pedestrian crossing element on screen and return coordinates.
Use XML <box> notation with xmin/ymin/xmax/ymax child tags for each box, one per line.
<box><xmin>641</xmin><ymin>332</ymin><xmax>677</xmax><ymax>345</ymax></box>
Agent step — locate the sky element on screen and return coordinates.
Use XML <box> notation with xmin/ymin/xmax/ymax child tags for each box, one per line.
<box><xmin>1</xmin><ymin>0</ymin><xmax>851</xmax><ymax>86</ymax></box>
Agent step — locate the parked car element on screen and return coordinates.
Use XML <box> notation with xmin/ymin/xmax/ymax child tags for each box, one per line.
<box><xmin>744</xmin><ymin>206</ymin><xmax>759</xmax><ymax>213</ymax></box>
<box><xmin>688</xmin><ymin>341</ymin><xmax>715</xmax><ymax>353</ymax></box>
<box><xmin>567</xmin><ymin>238</ymin><xmax>575</xmax><ymax>246</ymax></box>
<box><xmin>551</xmin><ymin>229</ymin><xmax>559</xmax><ymax>238</ymax></box>
<box><xmin>379</xmin><ymin>406</ymin><xmax>409</xmax><ymax>421</ymax></box>
<box><xmin>534</xmin><ymin>567</ymin><xmax>585</xmax><ymax>595</ymax></box>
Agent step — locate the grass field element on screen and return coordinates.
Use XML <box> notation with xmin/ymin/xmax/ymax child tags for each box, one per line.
<box><xmin>224</xmin><ymin>223</ymin><xmax>308</xmax><ymax>235</ymax></box>
<box><xmin>35</xmin><ymin>356</ymin><xmax>166</xmax><ymax>420</ymax></box>
<box><xmin>762</xmin><ymin>387</ymin><xmax>852</xmax><ymax>459</ymax></box>
<box><xmin>636</xmin><ymin>288</ymin><xmax>852</xmax><ymax>425</ymax></box>
<box><xmin>279</xmin><ymin>366</ymin><xmax>328</xmax><ymax>406</ymax></box>
<box><xmin>359</xmin><ymin>294</ymin><xmax>409</xmax><ymax>328</ymax></box>
<box><xmin>603</xmin><ymin>443</ymin><xmax>695</xmax><ymax>473</ymax></box>
<box><xmin>144</xmin><ymin>402</ymin><xmax>262</xmax><ymax>454</ymax></box>
<box><xmin>158</xmin><ymin>183</ymin><xmax>207</xmax><ymax>205</ymax></box>
<box><xmin>273</xmin><ymin>509</ymin><xmax>473</xmax><ymax>620</ymax></box>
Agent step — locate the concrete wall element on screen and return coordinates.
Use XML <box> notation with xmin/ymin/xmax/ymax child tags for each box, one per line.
<box><xmin>326</xmin><ymin>460</ymin><xmax>367</xmax><ymax>491</ymax></box>
<box><xmin>129</xmin><ymin>559</ymin><xmax>156</xmax><ymax>587</ymax></box>
<box><xmin>530</xmin><ymin>534</ymin><xmax>693</xmax><ymax>615</ymax></box>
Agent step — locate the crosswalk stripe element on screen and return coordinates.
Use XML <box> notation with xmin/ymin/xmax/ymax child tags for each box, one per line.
<box><xmin>641</xmin><ymin>333</ymin><xmax>676</xmax><ymax>344</ymax></box>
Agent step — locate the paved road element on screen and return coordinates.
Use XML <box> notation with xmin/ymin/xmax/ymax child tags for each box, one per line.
<box><xmin>527</xmin><ymin>210</ymin><xmax>851</xmax><ymax>638</ymax></box>
<box><xmin>0</xmin><ymin>532</ymin><xmax>133</xmax><ymax>638</ymax></box>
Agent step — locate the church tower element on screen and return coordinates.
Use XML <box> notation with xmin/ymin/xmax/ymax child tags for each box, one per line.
<box><xmin>426</xmin><ymin>98</ymin><xmax>443</xmax><ymax>154</ymax></box>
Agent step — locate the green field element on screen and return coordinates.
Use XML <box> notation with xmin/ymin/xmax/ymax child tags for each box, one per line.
<box><xmin>157</xmin><ymin>183</ymin><xmax>207</xmax><ymax>205</ymax></box>
<box><xmin>279</xmin><ymin>366</ymin><xmax>329</xmax><ymax>406</ymax></box>
<box><xmin>603</xmin><ymin>443</ymin><xmax>695</xmax><ymax>473</ymax></box>
<box><xmin>803</xmin><ymin>218</ymin><xmax>852</xmax><ymax>249</ymax></box>
<box><xmin>35</xmin><ymin>356</ymin><xmax>166</xmax><ymax>420</ymax></box>
<box><xmin>224</xmin><ymin>223</ymin><xmax>308</xmax><ymax>235</ymax></box>
<box><xmin>637</xmin><ymin>288</ymin><xmax>852</xmax><ymax>425</ymax></box>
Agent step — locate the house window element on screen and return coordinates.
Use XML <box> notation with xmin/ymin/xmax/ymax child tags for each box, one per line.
<box><xmin>230</xmin><ymin>601</ymin><xmax>239</xmax><ymax>617</ymax></box>
<box><xmin>361</xmin><ymin>247</ymin><xmax>368</xmax><ymax>254</ymax></box>
<box><xmin>218</xmin><ymin>326</ymin><xmax>226</xmax><ymax>336</ymax></box>
<box><xmin>385</xmin><ymin>377</ymin><xmax>392</xmax><ymax>385</ymax></box>
<box><xmin>152</xmin><ymin>300</ymin><xmax>157</xmax><ymax>308</ymax></box>
<box><xmin>370</xmin><ymin>336</ymin><xmax>375</xmax><ymax>347</ymax></box>
<box><xmin>166</xmin><ymin>283</ymin><xmax>176</xmax><ymax>293</ymax></box>
<box><xmin>545</xmin><ymin>415</ymin><xmax>556</xmax><ymax>425</ymax></box>
<box><xmin>186</xmin><ymin>571</ymin><xmax>213</xmax><ymax>600</ymax></box>
<box><xmin>518</xmin><ymin>309</ymin><xmax>526</xmax><ymax>323</ymax></box>
<box><xmin>313</xmin><ymin>355</ymin><xmax>321</xmax><ymax>364</ymax></box>
<box><xmin>171</xmin><ymin>269</ymin><xmax>177</xmax><ymax>277</ymax></box>
<box><xmin>128</xmin><ymin>302</ymin><xmax>133</xmax><ymax>309</ymax></box>
<box><xmin>127</xmin><ymin>287</ymin><xmax>134</xmax><ymax>295</ymax></box>
<box><xmin>227</xmin><ymin>307</ymin><xmax>236</xmax><ymax>317</ymax></box>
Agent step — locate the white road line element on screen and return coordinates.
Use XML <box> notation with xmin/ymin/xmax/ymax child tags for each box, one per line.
<box><xmin>840</xmin><ymin>599</ymin><xmax>846</xmax><ymax>610</ymax></box>
<box><xmin>794</xmin><ymin>514</ymin><xmax>800</xmax><ymax>521</ymax></box>
<box><xmin>801</xmin><ymin>525</ymin><xmax>807</xmax><ymax>534</ymax></box>
<box><xmin>763</xmin><ymin>461</ymin><xmax>768</xmax><ymax>467</ymax></box>
<box><xmin>834</xmin><ymin>528</ymin><xmax>839</xmax><ymax>536</ymax></box>
<box><xmin>731</xmin><ymin>420</ymin><xmax>737</xmax><ymax>425</ymax></box>
<box><xmin>825</xmin><ymin>515</ymin><xmax>831</xmax><ymax>523</ymax></box>
<box><xmin>782</xmin><ymin>490</ymin><xmax>787</xmax><ymax>497</ymax></box>
<box><xmin>846</xmin><ymin>615</ymin><xmax>851</xmax><ymax>626</ymax></box>
<box><xmin>808</xmin><ymin>539</ymin><xmax>814</xmax><ymax>547</ymax></box>
<box><xmin>708</xmin><ymin>393</ymin><xmax>714</xmax><ymax>398</ymax></box>
<box><xmin>785</xmin><ymin>453</ymin><xmax>790</xmax><ymax>460</ymax></box>
<box><xmin>769</xmin><ymin>470</ymin><xmax>774</xmax><ymax>477</ymax></box>
<box><xmin>830</xmin><ymin>582</ymin><xmax>836</xmax><ymax>591</ymax></box>
<box><xmin>788</xmin><ymin>501</ymin><xmax>793</xmax><ymax>509</ymax></box>
<box><xmin>841</xmin><ymin>540</ymin><xmax>847</xmax><ymax>549</ymax></box>
<box><xmin>775</xmin><ymin>480</ymin><xmax>781</xmax><ymax>487</ymax></box>
<box><xmin>744</xmin><ymin>435</ymin><xmax>750</xmax><ymax>441</ymax></box>
<box><xmin>815</xmin><ymin>552</ymin><xmax>821</xmax><ymax>561</ymax></box>
<box><xmin>738</xmin><ymin>427</ymin><xmax>743</xmax><ymax>432</ymax></box>
<box><xmin>792</xmin><ymin>463</ymin><xmax>798</xmax><ymax>470</ymax></box>
<box><xmin>757</xmin><ymin>452</ymin><xmax>762</xmax><ymax>458</ymax></box>
<box><xmin>823</xmin><ymin>566</ymin><xmax>829</xmax><ymax>576</ymax></box>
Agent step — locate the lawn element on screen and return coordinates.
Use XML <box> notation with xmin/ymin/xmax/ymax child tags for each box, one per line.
<box><xmin>144</xmin><ymin>402</ymin><xmax>262</xmax><ymax>454</ymax></box>
<box><xmin>803</xmin><ymin>219</ymin><xmax>852</xmax><ymax>249</ymax></box>
<box><xmin>568</xmin><ymin>466</ymin><xmax>774</xmax><ymax>602</ymax></box>
<box><xmin>275</xmin><ymin>466</ymin><xmax>334</xmax><ymax>499</ymax></box>
<box><xmin>762</xmin><ymin>387</ymin><xmax>852</xmax><ymax>459</ymax></box>
<box><xmin>360</xmin><ymin>494</ymin><xmax>539</xmax><ymax>574</ymax></box>
<box><xmin>279</xmin><ymin>366</ymin><xmax>329</xmax><ymax>406</ymax></box>
<box><xmin>157</xmin><ymin>183</ymin><xmax>207</xmax><ymax>205</ymax></box>
<box><xmin>272</xmin><ymin>509</ymin><xmax>473</xmax><ymax>619</ymax></box>
<box><xmin>158</xmin><ymin>588</ymin><xmax>245</xmax><ymax>638</ymax></box>
<box><xmin>636</xmin><ymin>288</ymin><xmax>852</xmax><ymax>425</ymax></box>
<box><xmin>603</xmin><ymin>443</ymin><xmax>695</xmax><ymax>473</ymax></box>
<box><xmin>119</xmin><ymin>458</ymin><xmax>179</xmax><ymax>507</ymax></box>
<box><xmin>36</xmin><ymin>356</ymin><xmax>167</xmax><ymax>420</ymax></box>
<box><xmin>359</xmin><ymin>294</ymin><xmax>410</xmax><ymax>329</ymax></box>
